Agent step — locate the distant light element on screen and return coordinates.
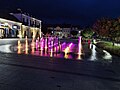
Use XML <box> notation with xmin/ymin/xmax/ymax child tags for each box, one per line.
<box><xmin>13</xmin><ymin>26</ymin><xmax>17</xmax><ymax>29</ymax></box>
<box><xmin>5</xmin><ymin>23</ymin><xmax>8</xmax><ymax>26</ymax></box>
<box><xmin>9</xmin><ymin>13</ymin><xmax>13</xmax><ymax>15</ymax></box>
<box><xmin>12</xmin><ymin>25</ymin><xmax>20</xmax><ymax>29</ymax></box>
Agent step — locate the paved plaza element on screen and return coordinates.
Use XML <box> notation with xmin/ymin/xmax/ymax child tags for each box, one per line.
<box><xmin>0</xmin><ymin>39</ymin><xmax>120</xmax><ymax>90</ymax></box>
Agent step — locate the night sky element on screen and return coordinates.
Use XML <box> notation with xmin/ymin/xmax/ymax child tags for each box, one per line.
<box><xmin>0</xmin><ymin>0</ymin><xmax>120</xmax><ymax>27</ymax></box>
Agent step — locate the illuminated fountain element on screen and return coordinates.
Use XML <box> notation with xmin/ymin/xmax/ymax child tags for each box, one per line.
<box><xmin>64</xmin><ymin>43</ymin><xmax>73</xmax><ymax>59</ymax></box>
<box><xmin>25</xmin><ymin>36</ymin><xmax>29</xmax><ymax>54</ymax></box>
<box><xmin>35</xmin><ymin>39</ymin><xmax>39</xmax><ymax>51</ymax></box>
<box><xmin>16</xmin><ymin>36</ymin><xmax>77</xmax><ymax>60</ymax></box>
<box><xmin>50</xmin><ymin>37</ymin><xmax>54</xmax><ymax>57</ymax></box>
<box><xmin>40</xmin><ymin>37</ymin><xmax>44</xmax><ymax>56</ymax></box>
<box><xmin>12</xmin><ymin>33</ymin><xmax>116</xmax><ymax>61</ymax></box>
<box><xmin>16</xmin><ymin>36</ymin><xmax>76</xmax><ymax>60</ymax></box>
<box><xmin>17</xmin><ymin>39</ymin><xmax>21</xmax><ymax>54</ymax></box>
<box><xmin>44</xmin><ymin>38</ymin><xmax>48</xmax><ymax>55</ymax></box>
<box><xmin>31</xmin><ymin>39</ymin><xmax>35</xmax><ymax>54</ymax></box>
<box><xmin>64</xmin><ymin>47</ymin><xmax>69</xmax><ymax>59</ymax></box>
<box><xmin>53</xmin><ymin>37</ymin><xmax>59</xmax><ymax>53</ymax></box>
<box><xmin>77</xmin><ymin>36</ymin><xmax>82</xmax><ymax>59</ymax></box>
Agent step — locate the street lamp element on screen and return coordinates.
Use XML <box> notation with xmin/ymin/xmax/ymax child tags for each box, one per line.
<box><xmin>51</xmin><ymin>31</ymin><xmax>54</xmax><ymax>36</ymax></box>
<box><xmin>79</xmin><ymin>31</ymin><xmax>81</xmax><ymax>36</ymax></box>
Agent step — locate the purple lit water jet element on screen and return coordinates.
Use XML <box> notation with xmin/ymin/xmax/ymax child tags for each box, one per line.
<box><xmin>77</xmin><ymin>36</ymin><xmax>82</xmax><ymax>59</ymax></box>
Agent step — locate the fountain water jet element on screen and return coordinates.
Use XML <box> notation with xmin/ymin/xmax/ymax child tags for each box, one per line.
<box><xmin>77</xmin><ymin>36</ymin><xmax>82</xmax><ymax>60</ymax></box>
<box><xmin>31</xmin><ymin>39</ymin><xmax>35</xmax><ymax>54</ymax></box>
<box><xmin>25</xmin><ymin>36</ymin><xmax>28</xmax><ymax>54</ymax></box>
<box><xmin>17</xmin><ymin>39</ymin><xmax>21</xmax><ymax>54</ymax></box>
<box><xmin>64</xmin><ymin>43</ymin><xmax>73</xmax><ymax>59</ymax></box>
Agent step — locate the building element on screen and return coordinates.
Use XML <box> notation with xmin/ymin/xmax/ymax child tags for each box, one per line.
<box><xmin>0</xmin><ymin>13</ymin><xmax>22</xmax><ymax>38</ymax></box>
<box><xmin>47</xmin><ymin>24</ymin><xmax>81</xmax><ymax>38</ymax></box>
<box><xmin>0</xmin><ymin>11</ymin><xmax>42</xmax><ymax>38</ymax></box>
<box><xmin>11</xmin><ymin>13</ymin><xmax>42</xmax><ymax>38</ymax></box>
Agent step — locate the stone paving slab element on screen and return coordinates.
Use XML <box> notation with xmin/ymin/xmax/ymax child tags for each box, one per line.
<box><xmin>0</xmin><ymin>64</ymin><xmax>119</xmax><ymax>90</ymax></box>
<box><xmin>0</xmin><ymin>53</ymin><xmax>120</xmax><ymax>89</ymax></box>
<box><xmin>0</xmin><ymin>53</ymin><xmax>120</xmax><ymax>80</ymax></box>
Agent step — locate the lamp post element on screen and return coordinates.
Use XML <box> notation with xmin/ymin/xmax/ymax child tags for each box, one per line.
<box><xmin>79</xmin><ymin>31</ymin><xmax>81</xmax><ymax>36</ymax></box>
<box><xmin>52</xmin><ymin>31</ymin><xmax>53</xmax><ymax>35</ymax></box>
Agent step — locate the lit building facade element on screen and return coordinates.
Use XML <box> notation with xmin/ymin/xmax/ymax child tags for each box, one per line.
<box><xmin>11</xmin><ymin>13</ymin><xmax>42</xmax><ymax>38</ymax></box>
<box><xmin>0</xmin><ymin>18</ymin><xmax>22</xmax><ymax>38</ymax></box>
<box><xmin>0</xmin><ymin>12</ymin><xmax>42</xmax><ymax>38</ymax></box>
<box><xmin>47</xmin><ymin>24</ymin><xmax>80</xmax><ymax>38</ymax></box>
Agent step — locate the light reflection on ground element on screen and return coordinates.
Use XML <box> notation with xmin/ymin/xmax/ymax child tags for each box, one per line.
<box><xmin>0</xmin><ymin>44</ymin><xmax>13</xmax><ymax>53</ymax></box>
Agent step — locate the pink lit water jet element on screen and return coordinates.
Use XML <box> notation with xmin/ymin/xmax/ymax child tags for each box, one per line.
<box><xmin>31</xmin><ymin>39</ymin><xmax>35</xmax><ymax>54</ymax></box>
<box><xmin>25</xmin><ymin>36</ymin><xmax>28</xmax><ymax>54</ymax></box>
<box><xmin>50</xmin><ymin>38</ymin><xmax>53</xmax><ymax>57</ymax></box>
<box><xmin>77</xmin><ymin>36</ymin><xmax>82</xmax><ymax>59</ymax></box>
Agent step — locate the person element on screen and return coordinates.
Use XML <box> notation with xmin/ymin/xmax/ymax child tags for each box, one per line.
<box><xmin>88</xmin><ymin>39</ymin><xmax>91</xmax><ymax>44</ymax></box>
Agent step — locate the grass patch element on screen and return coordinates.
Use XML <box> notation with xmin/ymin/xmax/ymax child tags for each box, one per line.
<box><xmin>96</xmin><ymin>41</ymin><xmax>120</xmax><ymax>56</ymax></box>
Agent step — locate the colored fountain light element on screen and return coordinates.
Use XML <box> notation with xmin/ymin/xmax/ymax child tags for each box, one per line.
<box><xmin>17</xmin><ymin>40</ymin><xmax>21</xmax><ymax>54</ymax></box>
<box><xmin>77</xmin><ymin>36</ymin><xmax>82</xmax><ymax>60</ymax></box>
<box><xmin>64</xmin><ymin>47</ymin><xmax>69</xmax><ymax>59</ymax></box>
<box><xmin>35</xmin><ymin>39</ymin><xmax>39</xmax><ymax>50</ymax></box>
<box><xmin>64</xmin><ymin>43</ymin><xmax>73</xmax><ymax>54</ymax></box>
<box><xmin>40</xmin><ymin>38</ymin><xmax>44</xmax><ymax>56</ymax></box>
<box><xmin>25</xmin><ymin>36</ymin><xmax>28</xmax><ymax>54</ymax></box>
<box><xmin>31</xmin><ymin>39</ymin><xmax>35</xmax><ymax>54</ymax></box>
<box><xmin>45</xmin><ymin>38</ymin><xmax>47</xmax><ymax>48</ymax></box>
<box><xmin>64</xmin><ymin>47</ymin><xmax>69</xmax><ymax>54</ymax></box>
<box><xmin>64</xmin><ymin>43</ymin><xmax>73</xmax><ymax>59</ymax></box>
<box><xmin>69</xmin><ymin>43</ymin><xmax>73</xmax><ymax>48</ymax></box>
<box><xmin>61</xmin><ymin>42</ymin><xmax>66</xmax><ymax>51</ymax></box>
<box><xmin>44</xmin><ymin>38</ymin><xmax>48</xmax><ymax>55</ymax></box>
<box><xmin>40</xmin><ymin>38</ymin><xmax>44</xmax><ymax>50</ymax></box>
<box><xmin>50</xmin><ymin>38</ymin><xmax>54</xmax><ymax>57</ymax></box>
<box><xmin>16</xmin><ymin>36</ymin><xmax>84</xmax><ymax>60</ymax></box>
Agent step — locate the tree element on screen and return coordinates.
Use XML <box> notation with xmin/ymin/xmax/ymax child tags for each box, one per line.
<box><xmin>93</xmin><ymin>17</ymin><xmax>120</xmax><ymax>46</ymax></box>
<box><xmin>70</xmin><ymin>30</ymin><xmax>78</xmax><ymax>36</ymax></box>
<box><xmin>81</xmin><ymin>28</ymin><xmax>95</xmax><ymax>38</ymax></box>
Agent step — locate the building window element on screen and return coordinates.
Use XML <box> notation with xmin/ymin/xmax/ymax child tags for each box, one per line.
<box><xmin>22</xmin><ymin>18</ymin><xmax>25</xmax><ymax>22</ymax></box>
<box><xmin>30</xmin><ymin>20</ymin><xmax>31</xmax><ymax>25</ymax></box>
<box><xmin>27</xmin><ymin>18</ymin><xmax>29</xmax><ymax>24</ymax></box>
